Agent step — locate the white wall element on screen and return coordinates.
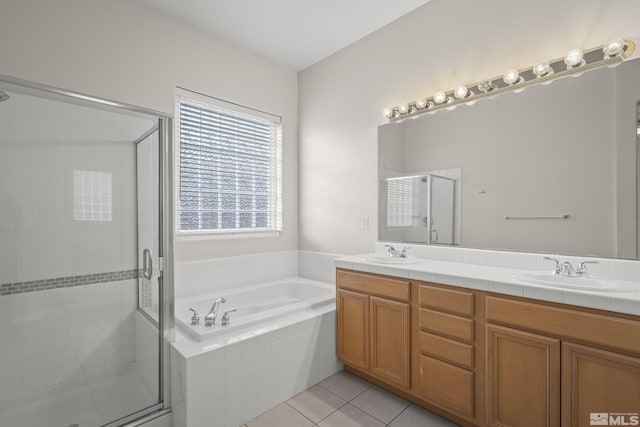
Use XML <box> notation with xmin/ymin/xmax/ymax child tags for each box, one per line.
<box><xmin>0</xmin><ymin>0</ymin><xmax>298</xmax><ymax>262</ymax></box>
<box><xmin>299</xmin><ymin>0</ymin><xmax>640</xmax><ymax>255</ymax></box>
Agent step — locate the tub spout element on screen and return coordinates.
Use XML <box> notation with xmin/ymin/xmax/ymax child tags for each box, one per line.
<box><xmin>204</xmin><ymin>297</ymin><xmax>226</xmax><ymax>326</ymax></box>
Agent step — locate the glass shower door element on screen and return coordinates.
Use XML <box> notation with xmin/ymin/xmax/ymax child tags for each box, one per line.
<box><xmin>0</xmin><ymin>78</ymin><xmax>170</xmax><ymax>427</ymax></box>
<box><xmin>428</xmin><ymin>174</ymin><xmax>456</xmax><ymax>245</ymax></box>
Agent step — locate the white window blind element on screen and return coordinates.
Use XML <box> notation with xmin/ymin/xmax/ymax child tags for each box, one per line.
<box><xmin>386</xmin><ymin>177</ymin><xmax>418</xmax><ymax>227</ymax></box>
<box><xmin>177</xmin><ymin>91</ymin><xmax>282</xmax><ymax>236</ymax></box>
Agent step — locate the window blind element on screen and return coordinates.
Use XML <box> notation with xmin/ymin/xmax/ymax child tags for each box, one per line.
<box><xmin>177</xmin><ymin>94</ymin><xmax>282</xmax><ymax>235</ymax></box>
<box><xmin>386</xmin><ymin>177</ymin><xmax>418</xmax><ymax>227</ymax></box>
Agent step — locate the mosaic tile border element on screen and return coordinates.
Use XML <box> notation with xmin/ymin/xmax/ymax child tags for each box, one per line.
<box><xmin>0</xmin><ymin>269</ymin><xmax>140</xmax><ymax>296</ymax></box>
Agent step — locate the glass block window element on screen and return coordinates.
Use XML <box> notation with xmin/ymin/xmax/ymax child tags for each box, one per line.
<box><xmin>176</xmin><ymin>90</ymin><xmax>282</xmax><ymax>236</ymax></box>
<box><xmin>73</xmin><ymin>170</ymin><xmax>112</xmax><ymax>221</ymax></box>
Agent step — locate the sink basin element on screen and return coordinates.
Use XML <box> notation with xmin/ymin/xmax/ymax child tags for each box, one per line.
<box><xmin>512</xmin><ymin>272</ymin><xmax>639</xmax><ymax>293</ymax></box>
<box><xmin>359</xmin><ymin>255</ymin><xmax>420</xmax><ymax>265</ymax></box>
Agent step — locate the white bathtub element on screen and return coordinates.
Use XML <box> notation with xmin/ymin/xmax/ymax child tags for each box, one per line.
<box><xmin>175</xmin><ymin>278</ymin><xmax>335</xmax><ymax>342</ymax></box>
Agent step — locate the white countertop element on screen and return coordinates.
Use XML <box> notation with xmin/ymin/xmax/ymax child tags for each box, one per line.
<box><xmin>335</xmin><ymin>254</ymin><xmax>640</xmax><ymax>316</ymax></box>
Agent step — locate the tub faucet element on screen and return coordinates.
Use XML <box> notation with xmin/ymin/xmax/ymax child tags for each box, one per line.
<box><xmin>204</xmin><ymin>297</ymin><xmax>226</xmax><ymax>326</ymax></box>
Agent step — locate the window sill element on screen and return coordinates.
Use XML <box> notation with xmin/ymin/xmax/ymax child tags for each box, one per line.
<box><xmin>175</xmin><ymin>230</ymin><xmax>282</xmax><ymax>241</ymax></box>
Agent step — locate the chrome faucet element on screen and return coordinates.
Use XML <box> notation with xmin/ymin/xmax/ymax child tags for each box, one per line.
<box><xmin>221</xmin><ymin>309</ymin><xmax>237</xmax><ymax>326</ymax></box>
<box><xmin>189</xmin><ymin>308</ymin><xmax>200</xmax><ymax>325</ymax></box>
<box><xmin>385</xmin><ymin>245</ymin><xmax>411</xmax><ymax>258</ymax></box>
<box><xmin>544</xmin><ymin>257</ymin><xmax>598</xmax><ymax>277</ymax></box>
<box><xmin>204</xmin><ymin>297</ymin><xmax>226</xmax><ymax>326</ymax></box>
<box><xmin>544</xmin><ymin>257</ymin><xmax>562</xmax><ymax>275</ymax></box>
<box><xmin>561</xmin><ymin>262</ymin><xmax>577</xmax><ymax>277</ymax></box>
<box><xmin>576</xmin><ymin>260</ymin><xmax>598</xmax><ymax>277</ymax></box>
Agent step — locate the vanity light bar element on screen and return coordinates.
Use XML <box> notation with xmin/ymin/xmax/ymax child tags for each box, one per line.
<box><xmin>384</xmin><ymin>39</ymin><xmax>636</xmax><ymax>122</ymax></box>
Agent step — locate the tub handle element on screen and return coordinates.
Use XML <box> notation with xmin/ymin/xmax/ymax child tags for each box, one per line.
<box><xmin>189</xmin><ymin>308</ymin><xmax>200</xmax><ymax>325</ymax></box>
<box><xmin>221</xmin><ymin>309</ymin><xmax>237</xmax><ymax>326</ymax></box>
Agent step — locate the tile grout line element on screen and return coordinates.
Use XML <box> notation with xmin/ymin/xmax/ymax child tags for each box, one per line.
<box><xmin>285</xmin><ymin>401</ymin><xmax>319</xmax><ymax>425</ymax></box>
<box><xmin>385</xmin><ymin>403</ymin><xmax>413</xmax><ymax>426</ymax></box>
<box><xmin>318</xmin><ymin>378</ymin><xmax>409</xmax><ymax>426</ymax></box>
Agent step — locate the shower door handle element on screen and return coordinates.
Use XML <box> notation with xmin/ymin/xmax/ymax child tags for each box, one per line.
<box><xmin>143</xmin><ymin>248</ymin><xmax>153</xmax><ymax>279</ymax></box>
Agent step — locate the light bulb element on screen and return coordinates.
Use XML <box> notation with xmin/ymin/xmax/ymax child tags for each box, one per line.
<box><xmin>564</xmin><ymin>48</ymin><xmax>585</xmax><ymax>68</ymax></box>
<box><xmin>478</xmin><ymin>81</ymin><xmax>495</xmax><ymax>92</ymax></box>
<box><xmin>416</xmin><ymin>98</ymin><xmax>428</xmax><ymax>109</ymax></box>
<box><xmin>383</xmin><ymin>108</ymin><xmax>394</xmax><ymax>118</ymax></box>
<box><xmin>454</xmin><ymin>86</ymin><xmax>468</xmax><ymax>99</ymax></box>
<box><xmin>398</xmin><ymin>104</ymin><xmax>409</xmax><ymax>114</ymax></box>
<box><xmin>503</xmin><ymin>69</ymin><xmax>521</xmax><ymax>85</ymax></box>
<box><xmin>603</xmin><ymin>39</ymin><xmax>625</xmax><ymax>58</ymax></box>
<box><xmin>533</xmin><ymin>63</ymin><xmax>553</xmax><ymax>78</ymax></box>
<box><xmin>433</xmin><ymin>91</ymin><xmax>447</xmax><ymax>104</ymax></box>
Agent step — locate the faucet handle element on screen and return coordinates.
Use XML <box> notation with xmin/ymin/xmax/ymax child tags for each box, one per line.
<box><xmin>221</xmin><ymin>309</ymin><xmax>237</xmax><ymax>326</ymax></box>
<box><xmin>189</xmin><ymin>308</ymin><xmax>200</xmax><ymax>325</ymax></box>
<box><xmin>385</xmin><ymin>244</ymin><xmax>398</xmax><ymax>257</ymax></box>
<box><xmin>400</xmin><ymin>246</ymin><xmax>411</xmax><ymax>258</ymax></box>
<box><xmin>544</xmin><ymin>257</ymin><xmax>561</xmax><ymax>275</ymax></box>
<box><xmin>576</xmin><ymin>260</ymin><xmax>598</xmax><ymax>276</ymax></box>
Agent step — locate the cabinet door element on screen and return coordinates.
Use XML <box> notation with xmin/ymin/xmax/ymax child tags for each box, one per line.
<box><xmin>487</xmin><ymin>325</ymin><xmax>560</xmax><ymax>427</ymax></box>
<box><xmin>562</xmin><ymin>342</ymin><xmax>640</xmax><ymax>427</ymax></box>
<box><xmin>370</xmin><ymin>297</ymin><xmax>410</xmax><ymax>388</ymax></box>
<box><xmin>337</xmin><ymin>290</ymin><xmax>369</xmax><ymax>370</ymax></box>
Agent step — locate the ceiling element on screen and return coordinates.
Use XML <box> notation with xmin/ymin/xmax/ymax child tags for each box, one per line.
<box><xmin>138</xmin><ymin>0</ymin><xmax>431</xmax><ymax>71</ymax></box>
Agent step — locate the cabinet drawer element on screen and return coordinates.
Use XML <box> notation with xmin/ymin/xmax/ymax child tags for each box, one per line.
<box><xmin>419</xmin><ymin>331</ymin><xmax>474</xmax><ymax>369</ymax></box>
<box><xmin>420</xmin><ymin>309</ymin><xmax>474</xmax><ymax>344</ymax></box>
<box><xmin>337</xmin><ymin>270</ymin><xmax>410</xmax><ymax>302</ymax></box>
<box><xmin>419</xmin><ymin>355</ymin><xmax>474</xmax><ymax>418</ymax></box>
<box><xmin>420</xmin><ymin>285</ymin><xmax>474</xmax><ymax>317</ymax></box>
<box><xmin>486</xmin><ymin>296</ymin><xmax>640</xmax><ymax>355</ymax></box>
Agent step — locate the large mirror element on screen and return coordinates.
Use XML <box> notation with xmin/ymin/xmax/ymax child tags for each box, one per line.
<box><xmin>379</xmin><ymin>57</ymin><xmax>640</xmax><ymax>259</ymax></box>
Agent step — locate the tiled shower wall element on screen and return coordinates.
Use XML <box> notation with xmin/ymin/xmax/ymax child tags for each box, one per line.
<box><xmin>0</xmin><ymin>90</ymin><xmax>154</xmax><ymax>405</ymax></box>
<box><xmin>0</xmin><ymin>91</ymin><xmax>151</xmax><ymax>283</ymax></box>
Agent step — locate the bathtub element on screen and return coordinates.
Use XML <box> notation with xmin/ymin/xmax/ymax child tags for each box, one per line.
<box><xmin>175</xmin><ymin>278</ymin><xmax>335</xmax><ymax>342</ymax></box>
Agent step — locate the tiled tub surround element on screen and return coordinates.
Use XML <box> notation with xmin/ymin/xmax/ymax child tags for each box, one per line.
<box><xmin>171</xmin><ymin>304</ymin><xmax>340</xmax><ymax>427</ymax></box>
<box><xmin>174</xmin><ymin>250</ymin><xmax>344</xmax><ymax>300</ymax></box>
<box><xmin>171</xmin><ymin>251</ymin><xmax>343</xmax><ymax>427</ymax></box>
<box><xmin>335</xmin><ymin>242</ymin><xmax>640</xmax><ymax>315</ymax></box>
<box><xmin>175</xmin><ymin>278</ymin><xmax>335</xmax><ymax>342</ymax></box>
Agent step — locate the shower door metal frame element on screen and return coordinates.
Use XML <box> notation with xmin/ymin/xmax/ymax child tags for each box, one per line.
<box><xmin>0</xmin><ymin>73</ymin><xmax>176</xmax><ymax>426</ymax></box>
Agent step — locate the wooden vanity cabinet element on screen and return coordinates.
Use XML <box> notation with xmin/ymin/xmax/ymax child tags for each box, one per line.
<box><xmin>486</xmin><ymin>296</ymin><xmax>640</xmax><ymax>427</ymax></box>
<box><xmin>415</xmin><ymin>283</ymin><xmax>481</xmax><ymax>423</ymax></box>
<box><xmin>337</xmin><ymin>268</ymin><xmax>640</xmax><ymax>427</ymax></box>
<box><xmin>336</xmin><ymin>270</ymin><xmax>410</xmax><ymax>389</ymax></box>
<box><xmin>486</xmin><ymin>324</ymin><xmax>560</xmax><ymax>427</ymax></box>
<box><xmin>562</xmin><ymin>342</ymin><xmax>640</xmax><ymax>427</ymax></box>
<box><xmin>337</xmin><ymin>289</ymin><xmax>369</xmax><ymax>370</ymax></box>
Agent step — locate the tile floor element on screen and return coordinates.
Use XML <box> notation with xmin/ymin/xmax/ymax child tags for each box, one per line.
<box><xmin>244</xmin><ymin>370</ymin><xmax>459</xmax><ymax>427</ymax></box>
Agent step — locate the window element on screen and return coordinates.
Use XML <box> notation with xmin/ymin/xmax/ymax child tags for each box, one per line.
<box><xmin>385</xmin><ymin>176</ymin><xmax>419</xmax><ymax>227</ymax></box>
<box><xmin>73</xmin><ymin>170</ymin><xmax>112</xmax><ymax>221</ymax></box>
<box><xmin>176</xmin><ymin>89</ymin><xmax>282</xmax><ymax>236</ymax></box>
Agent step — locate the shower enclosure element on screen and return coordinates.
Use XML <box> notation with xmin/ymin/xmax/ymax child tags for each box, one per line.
<box><xmin>379</xmin><ymin>168</ymin><xmax>461</xmax><ymax>245</ymax></box>
<box><xmin>0</xmin><ymin>75</ymin><xmax>173</xmax><ymax>427</ymax></box>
